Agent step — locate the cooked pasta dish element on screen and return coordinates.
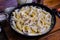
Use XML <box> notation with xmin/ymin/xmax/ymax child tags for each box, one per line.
<box><xmin>11</xmin><ymin>6</ymin><xmax>52</xmax><ymax>36</ymax></box>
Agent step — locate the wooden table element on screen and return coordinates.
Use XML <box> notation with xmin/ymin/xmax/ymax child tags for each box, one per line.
<box><xmin>3</xmin><ymin>15</ymin><xmax>60</xmax><ymax>40</ymax></box>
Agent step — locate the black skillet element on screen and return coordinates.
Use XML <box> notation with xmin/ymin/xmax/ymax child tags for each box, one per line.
<box><xmin>8</xmin><ymin>3</ymin><xmax>56</xmax><ymax>38</ymax></box>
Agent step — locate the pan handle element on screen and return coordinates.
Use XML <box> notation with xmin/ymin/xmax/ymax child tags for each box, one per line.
<box><xmin>52</xmin><ymin>9</ymin><xmax>60</xmax><ymax>18</ymax></box>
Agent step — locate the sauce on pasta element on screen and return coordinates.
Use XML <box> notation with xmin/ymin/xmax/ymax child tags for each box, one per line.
<box><xmin>11</xmin><ymin>6</ymin><xmax>52</xmax><ymax>36</ymax></box>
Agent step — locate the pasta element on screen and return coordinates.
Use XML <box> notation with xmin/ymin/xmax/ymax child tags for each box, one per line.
<box><xmin>11</xmin><ymin>6</ymin><xmax>52</xmax><ymax>35</ymax></box>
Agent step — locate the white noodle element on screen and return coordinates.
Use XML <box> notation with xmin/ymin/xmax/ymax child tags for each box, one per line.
<box><xmin>12</xmin><ymin>6</ymin><xmax>52</xmax><ymax>35</ymax></box>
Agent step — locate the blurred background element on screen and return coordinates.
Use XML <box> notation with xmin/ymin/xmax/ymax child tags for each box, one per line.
<box><xmin>0</xmin><ymin>0</ymin><xmax>60</xmax><ymax>40</ymax></box>
<box><xmin>0</xmin><ymin>0</ymin><xmax>60</xmax><ymax>11</ymax></box>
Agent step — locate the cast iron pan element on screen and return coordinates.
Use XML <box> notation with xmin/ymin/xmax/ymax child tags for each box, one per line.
<box><xmin>9</xmin><ymin>3</ymin><xmax>56</xmax><ymax>38</ymax></box>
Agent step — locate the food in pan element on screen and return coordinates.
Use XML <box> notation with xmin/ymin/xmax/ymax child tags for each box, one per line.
<box><xmin>11</xmin><ymin>6</ymin><xmax>52</xmax><ymax>36</ymax></box>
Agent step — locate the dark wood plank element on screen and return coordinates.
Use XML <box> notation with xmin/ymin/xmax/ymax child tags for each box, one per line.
<box><xmin>38</xmin><ymin>30</ymin><xmax>60</xmax><ymax>40</ymax></box>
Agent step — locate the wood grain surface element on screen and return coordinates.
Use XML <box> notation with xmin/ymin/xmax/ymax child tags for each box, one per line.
<box><xmin>43</xmin><ymin>0</ymin><xmax>60</xmax><ymax>8</ymax></box>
